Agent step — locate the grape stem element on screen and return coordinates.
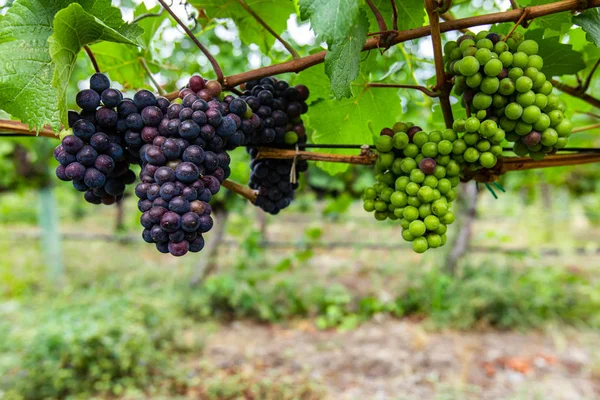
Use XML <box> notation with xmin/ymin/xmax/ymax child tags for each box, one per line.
<box><xmin>425</xmin><ymin>0</ymin><xmax>454</xmax><ymax>128</ymax></box>
<box><xmin>572</xmin><ymin>123</ymin><xmax>600</xmax><ymax>133</ymax></box>
<box><xmin>366</xmin><ymin>0</ymin><xmax>388</xmax><ymax>34</ymax></box>
<box><xmin>236</xmin><ymin>0</ymin><xmax>300</xmax><ymax>59</ymax></box>
<box><xmin>505</xmin><ymin>8</ymin><xmax>531</xmax><ymax>40</ymax></box>
<box><xmin>510</xmin><ymin>0</ymin><xmax>520</xmax><ymax>10</ymax></box>
<box><xmin>366</xmin><ymin>83</ymin><xmax>440</xmax><ymax>97</ymax></box>
<box><xmin>551</xmin><ymin>79</ymin><xmax>600</xmax><ymax>109</ymax></box>
<box><xmin>580</xmin><ymin>57</ymin><xmax>600</xmax><ymax>94</ymax></box>
<box><xmin>0</xmin><ymin>120</ymin><xmax>56</xmax><ymax>138</ymax></box>
<box><xmin>221</xmin><ymin>179</ymin><xmax>257</xmax><ymax>204</ymax></box>
<box><xmin>390</xmin><ymin>0</ymin><xmax>398</xmax><ymax>31</ymax></box>
<box><xmin>255</xmin><ymin>147</ymin><xmax>378</xmax><ymax>165</ymax></box>
<box><xmin>139</xmin><ymin>58</ymin><xmax>165</xmax><ymax>95</ymax></box>
<box><xmin>83</xmin><ymin>45</ymin><xmax>100</xmax><ymax>73</ymax></box>
<box><xmin>131</xmin><ymin>8</ymin><xmax>165</xmax><ymax>23</ymax></box>
<box><xmin>156</xmin><ymin>0</ymin><xmax>224</xmax><ymax>83</ymax></box>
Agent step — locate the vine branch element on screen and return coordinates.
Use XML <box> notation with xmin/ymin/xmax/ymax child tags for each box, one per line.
<box><xmin>221</xmin><ymin>179</ymin><xmax>257</xmax><ymax>204</ymax></box>
<box><xmin>255</xmin><ymin>147</ymin><xmax>378</xmax><ymax>165</ymax></box>
<box><xmin>236</xmin><ymin>0</ymin><xmax>300</xmax><ymax>59</ymax></box>
<box><xmin>366</xmin><ymin>0</ymin><xmax>388</xmax><ymax>33</ymax></box>
<box><xmin>390</xmin><ymin>0</ymin><xmax>398</xmax><ymax>31</ymax></box>
<box><xmin>581</xmin><ymin>57</ymin><xmax>600</xmax><ymax>93</ymax></box>
<box><xmin>157</xmin><ymin>0</ymin><xmax>224</xmax><ymax>83</ymax></box>
<box><xmin>572</xmin><ymin>123</ymin><xmax>600</xmax><ymax>133</ymax></box>
<box><xmin>139</xmin><ymin>58</ymin><xmax>165</xmax><ymax>95</ymax></box>
<box><xmin>84</xmin><ymin>45</ymin><xmax>100</xmax><ymax>73</ymax></box>
<box><xmin>132</xmin><ymin>8</ymin><xmax>164</xmax><ymax>23</ymax></box>
<box><xmin>366</xmin><ymin>83</ymin><xmax>440</xmax><ymax>97</ymax></box>
<box><xmin>551</xmin><ymin>79</ymin><xmax>600</xmax><ymax>109</ymax></box>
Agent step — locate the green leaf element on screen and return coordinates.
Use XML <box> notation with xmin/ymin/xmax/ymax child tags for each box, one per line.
<box><xmin>525</xmin><ymin>29</ymin><xmax>585</xmax><ymax>77</ymax></box>
<box><xmin>298</xmin><ymin>0</ymin><xmax>362</xmax><ymax>44</ymax></box>
<box><xmin>191</xmin><ymin>0</ymin><xmax>295</xmax><ymax>54</ymax></box>
<box><xmin>50</xmin><ymin>3</ymin><xmax>142</xmax><ymax>127</ymax></box>
<box><xmin>573</xmin><ymin>8</ymin><xmax>600</xmax><ymax>48</ymax></box>
<box><xmin>135</xmin><ymin>4</ymin><xmax>166</xmax><ymax>49</ymax></box>
<box><xmin>88</xmin><ymin>42</ymin><xmax>152</xmax><ymax>91</ymax></box>
<box><xmin>527</xmin><ymin>0</ymin><xmax>570</xmax><ymax>31</ymax></box>
<box><xmin>0</xmin><ymin>0</ymin><xmax>141</xmax><ymax>131</ymax></box>
<box><xmin>324</xmin><ymin>11</ymin><xmax>369</xmax><ymax>98</ymax></box>
<box><xmin>305</xmin><ymin>63</ymin><xmax>402</xmax><ymax>175</ymax></box>
<box><xmin>393</xmin><ymin>0</ymin><xmax>425</xmax><ymax>31</ymax></box>
<box><xmin>291</xmin><ymin>65</ymin><xmax>331</xmax><ymax>104</ymax></box>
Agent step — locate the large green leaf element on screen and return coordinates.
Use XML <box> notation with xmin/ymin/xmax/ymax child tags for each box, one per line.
<box><xmin>573</xmin><ymin>8</ymin><xmax>600</xmax><ymax>48</ymax></box>
<box><xmin>298</xmin><ymin>0</ymin><xmax>362</xmax><ymax>44</ymax></box>
<box><xmin>305</xmin><ymin>64</ymin><xmax>403</xmax><ymax>175</ymax></box>
<box><xmin>526</xmin><ymin>29</ymin><xmax>585</xmax><ymax>77</ymax></box>
<box><xmin>50</xmin><ymin>3</ymin><xmax>142</xmax><ymax>128</ymax></box>
<box><xmin>324</xmin><ymin>11</ymin><xmax>369</xmax><ymax>98</ymax></box>
<box><xmin>191</xmin><ymin>0</ymin><xmax>295</xmax><ymax>54</ymax></box>
<box><xmin>527</xmin><ymin>0</ymin><xmax>571</xmax><ymax>31</ymax></box>
<box><xmin>0</xmin><ymin>0</ymin><xmax>141</xmax><ymax>131</ymax></box>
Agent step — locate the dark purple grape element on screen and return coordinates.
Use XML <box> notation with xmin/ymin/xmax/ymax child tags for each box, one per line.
<box><xmin>126</xmin><ymin>113</ymin><xmax>144</xmax><ymax>131</ymax></box>
<box><xmin>179</xmin><ymin>120</ymin><xmax>200</xmax><ymax>139</ymax></box>
<box><xmin>191</xmin><ymin>110</ymin><xmax>207</xmax><ymax>125</ymax></box>
<box><xmin>142</xmin><ymin>229</ymin><xmax>154</xmax><ymax>243</ymax></box>
<box><xmin>89</xmin><ymin>132</ymin><xmax>110</xmax><ymax>152</ymax></box>
<box><xmin>83</xmin><ymin>168</ymin><xmax>106</xmax><ymax>189</ymax></box>
<box><xmin>168</xmin><ymin>240</ymin><xmax>189</xmax><ymax>257</ymax></box>
<box><xmin>138</xmin><ymin>199</ymin><xmax>152</xmax><ymax>212</ymax></box>
<box><xmin>72</xmin><ymin>179</ymin><xmax>89</xmax><ymax>192</ymax></box>
<box><xmin>151</xmin><ymin>224</ymin><xmax>169</xmax><ymax>243</ymax></box>
<box><xmin>141</xmin><ymin>126</ymin><xmax>159</xmax><ymax>143</ymax></box>
<box><xmin>105</xmin><ymin>179</ymin><xmax>125</xmax><ymax>196</ymax></box>
<box><xmin>179</xmin><ymin>107</ymin><xmax>194</xmax><ymax>121</ymax></box>
<box><xmin>192</xmin><ymin>99</ymin><xmax>209</xmax><ymax>111</ymax></box>
<box><xmin>135</xmin><ymin>183</ymin><xmax>149</xmax><ymax>199</ymax></box>
<box><xmin>203</xmin><ymin>175</ymin><xmax>221</xmax><ymax>195</ymax></box>
<box><xmin>419</xmin><ymin>158</ymin><xmax>437</xmax><ymax>174</ymax></box>
<box><xmin>62</xmin><ymin>135</ymin><xmax>84</xmax><ymax>154</ymax></box>
<box><xmin>166</xmin><ymin>119</ymin><xmax>180</xmax><ymax>136</ymax></box>
<box><xmin>296</xmin><ymin>84</ymin><xmax>309</xmax><ymax>101</ymax></box>
<box><xmin>117</xmin><ymin>99</ymin><xmax>138</xmax><ymax>118</ymax></box>
<box><xmin>84</xmin><ymin>191</ymin><xmax>102</xmax><ymax>204</ymax></box>
<box><xmin>169</xmin><ymin>230</ymin><xmax>185</xmax><ymax>243</ymax></box>
<box><xmin>124</xmin><ymin>130</ymin><xmax>142</xmax><ymax>147</ymax></box>
<box><xmin>94</xmin><ymin>154</ymin><xmax>115</xmax><ymax>174</ymax></box>
<box><xmin>203</xmin><ymin>151</ymin><xmax>218</xmax><ymax>171</ymax></box>
<box><xmin>182</xmin><ymin>186</ymin><xmax>198</xmax><ymax>201</ymax></box>
<box><xmin>145</xmin><ymin>146</ymin><xmax>167</xmax><ymax>165</ymax></box>
<box><xmin>106</xmin><ymin>142</ymin><xmax>124</xmax><ymax>161</ymax></box>
<box><xmin>154</xmin><ymin>166</ymin><xmax>175</xmax><ymax>184</ymax></box>
<box><xmin>157</xmin><ymin>97</ymin><xmax>170</xmax><ymax>113</ymax></box>
<box><xmin>101</xmin><ymin>88</ymin><xmax>123</xmax><ymax>108</ymax></box>
<box><xmin>76</xmin><ymin>145</ymin><xmax>98</xmax><ymax>166</ymax></box>
<box><xmin>76</xmin><ymin>89</ymin><xmax>101</xmax><ymax>111</ymax></box>
<box><xmin>216</xmin><ymin>116</ymin><xmax>236</xmax><ymax>138</ymax></box>
<box><xmin>182</xmin><ymin>93</ymin><xmax>197</xmax><ymax>108</ymax></box>
<box><xmin>56</xmin><ymin>165</ymin><xmax>69</xmax><ymax>181</ymax></box>
<box><xmin>159</xmin><ymin>182</ymin><xmax>180</xmax><ymax>201</ymax></box>
<box><xmin>197</xmin><ymin>215</ymin><xmax>214</xmax><ymax>233</ymax></box>
<box><xmin>167</xmin><ymin>103</ymin><xmax>183</xmax><ymax>119</ymax></box>
<box><xmin>160</xmin><ymin>211</ymin><xmax>181</xmax><ymax>232</ymax></box>
<box><xmin>141</xmin><ymin>106</ymin><xmax>163</xmax><ymax>127</ymax></box>
<box><xmin>175</xmin><ymin>162</ymin><xmax>199</xmax><ymax>183</ymax></box>
<box><xmin>206</xmin><ymin>108</ymin><xmax>222</xmax><ymax>127</ymax></box>
<box><xmin>68</xmin><ymin>111</ymin><xmax>80</xmax><ymax>128</ymax></box>
<box><xmin>147</xmin><ymin>184</ymin><xmax>161</xmax><ymax>201</ymax></box>
<box><xmin>148</xmin><ymin>206</ymin><xmax>167</xmax><ymax>223</ymax></box>
<box><xmin>161</xmin><ymin>138</ymin><xmax>182</xmax><ymax>160</ymax></box>
<box><xmin>96</xmin><ymin>107</ymin><xmax>118</xmax><ymax>128</ymax></box>
<box><xmin>169</xmin><ymin>196</ymin><xmax>190</xmax><ymax>214</ymax></box>
<box><xmin>199</xmin><ymin>124</ymin><xmax>215</xmax><ymax>140</ymax></box>
<box><xmin>140</xmin><ymin>212</ymin><xmax>155</xmax><ymax>229</ymax></box>
<box><xmin>198</xmin><ymin>188</ymin><xmax>212</xmax><ymax>202</ymax></box>
<box><xmin>134</xmin><ymin>90</ymin><xmax>157</xmax><ymax>109</ymax></box>
<box><xmin>229</xmin><ymin>99</ymin><xmax>248</xmax><ymax>116</ymax></box>
<box><xmin>181</xmin><ymin>212</ymin><xmax>200</xmax><ymax>232</ymax></box>
<box><xmin>90</xmin><ymin>73</ymin><xmax>110</xmax><ymax>94</ymax></box>
<box><xmin>258</xmin><ymin>90</ymin><xmax>273</xmax><ymax>105</ymax></box>
<box><xmin>189</xmin><ymin>236</ymin><xmax>205</xmax><ymax>252</ymax></box>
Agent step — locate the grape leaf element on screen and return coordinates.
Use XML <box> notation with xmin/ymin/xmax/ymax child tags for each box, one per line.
<box><xmin>191</xmin><ymin>0</ymin><xmax>295</xmax><ymax>54</ymax></box>
<box><xmin>525</xmin><ymin>29</ymin><xmax>585</xmax><ymax>76</ymax></box>
<box><xmin>573</xmin><ymin>8</ymin><xmax>600</xmax><ymax>48</ymax></box>
<box><xmin>527</xmin><ymin>0</ymin><xmax>570</xmax><ymax>31</ymax></box>
<box><xmin>324</xmin><ymin>12</ymin><xmax>369</xmax><ymax>98</ymax></box>
<box><xmin>298</xmin><ymin>0</ymin><xmax>362</xmax><ymax>44</ymax></box>
<box><xmin>50</xmin><ymin>3</ymin><xmax>143</xmax><ymax>127</ymax></box>
<box><xmin>0</xmin><ymin>0</ymin><xmax>141</xmax><ymax>131</ymax></box>
<box><xmin>393</xmin><ymin>0</ymin><xmax>425</xmax><ymax>31</ymax></box>
<box><xmin>305</xmin><ymin>64</ymin><xmax>402</xmax><ymax>175</ymax></box>
<box><xmin>291</xmin><ymin>64</ymin><xmax>331</xmax><ymax>104</ymax></box>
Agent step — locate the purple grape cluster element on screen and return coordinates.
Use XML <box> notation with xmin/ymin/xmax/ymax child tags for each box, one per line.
<box><xmin>134</xmin><ymin>76</ymin><xmax>251</xmax><ymax>256</ymax></box>
<box><xmin>54</xmin><ymin>73</ymin><xmax>168</xmax><ymax>204</ymax></box>
<box><xmin>241</xmin><ymin>77</ymin><xmax>310</xmax><ymax>214</ymax></box>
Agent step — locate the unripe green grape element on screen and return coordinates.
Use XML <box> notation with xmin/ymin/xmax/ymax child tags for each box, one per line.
<box><xmin>557</xmin><ymin>100</ymin><xmax>567</xmax><ymax>112</ymax></box>
<box><xmin>453</xmin><ymin>60</ymin><xmax>463</xmax><ymax>75</ymax></box>
<box><xmin>378</xmin><ymin>152</ymin><xmax>395</xmax><ymax>169</ymax></box>
<box><xmin>421</xmin><ymin>142</ymin><xmax>438</xmax><ymax>158</ymax></box>
<box><xmin>459</xmin><ymin>56</ymin><xmax>480</xmax><ymax>76</ymax></box>
<box><xmin>524</xmin><ymin>67</ymin><xmax>539</xmax><ymax>82</ymax></box>
<box><xmin>555</xmin><ymin>119</ymin><xmax>572</xmax><ymax>137</ymax></box>
<box><xmin>393</xmin><ymin>132</ymin><xmax>409</xmax><ymax>149</ymax></box>
<box><xmin>432</xmin><ymin>199</ymin><xmax>448</xmax><ymax>216</ymax></box>
<box><xmin>416</xmin><ymin>153</ymin><xmax>425</xmax><ymax>165</ymax></box>
<box><xmin>464</xmin><ymin>147</ymin><xmax>480</xmax><ymax>162</ymax></box>
<box><xmin>508</xmin><ymin>67</ymin><xmax>524</xmax><ymax>81</ymax></box>
<box><xmin>445</xmin><ymin>189</ymin><xmax>457</xmax><ymax>202</ymax></box>
<box><xmin>428</xmin><ymin>131</ymin><xmax>443</xmax><ymax>143</ymax></box>
<box><xmin>449</xmin><ymin>48</ymin><xmax>463</xmax><ymax>62</ymax></box>
<box><xmin>453</xmin><ymin>118</ymin><xmax>466</xmax><ymax>133</ymax></box>
<box><xmin>363</xmin><ymin>200</ymin><xmax>375</xmax><ymax>212</ymax></box>
<box><xmin>417</xmin><ymin>186</ymin><xmax>435</xmax><ymax>203</ymax></box>
<box><xmin>436</xmin><ymin>154</ymin><xmax>451</xmax><ymax>166</ymax></box>
<box><xmin>424</xmin><ymin>215</ymin><xmax>440</xmax><ymax>231</ymax></box>
<box><xmin>484</xmin><ymin>59</ymin><xmax>503</xmax><ymax>77</ymax></box>
<box><xmin>515</xmin><ymin>121</ymin><xmax>532</xmax><ymax>136</ymax></box>
<box><xmin>475</xmin><ymin>48</ymin><xmax>493</xmax><ymax>65</ymax></box>
<box><xmin>407</xmin><ymin>196</ymin><xmax>422</xmax><ymax>207</ymax></box>
<box><xmin>518</xmin><ymin>39</ymin><xmax>539</xmax><ymax>55</ymax></box>
<box><xmin>545</xmin><ymin>94</ymin><xmax>560</xmax><ymax>112</ymax></box>
<box><xmin>388</xmin><ymin>213</ymin><xmax>399</xmax><ymax>221</ymax></box>
<box><xmin>395</xmin><ymin>176</ymin><xmax>410</xmax><ymax>191</ymax></box>
<box><xmin>380</xmin><ymin>187</ymin><xmax>394</xmax><ymax>202</ymax></box>
<box><xmin>500</xmin><ymin>116</ymin><xmax>517</xmax><ymax>131</ymax></box>
<box><xmin>403</xmin><ymin>206</ymin><xmax>419</xmax><ymax>221</ymax></box>
<box><xmin>393</xmin><ymin>122</ymin><xmax>409</xmax><ymax>133</ymax></box>
<box><xmin>419</xmin><ymin>203</ymin><xmax>432</xmax><ymax>219</ymax></box>
<box><xmin>399</xmin><ymin>217</ymin><xmax>410</xmax><ymax>228</ymax></box>
<box><xmin>499</xmin><ymin>51</ymin><xmax>513</xmax><ymax>67</ymax></box>
<box><xmin>477</xmin><ymin>38</ymin><xmax>493</xmax><ymax>50</ymax></box>
<box><xmin>555</xmin><ymin>137</ymin><xmax>568</xmax><ymax>148</ymax></box>
<box><xmin>448</xmin><ymin>176</ymin><xmax>461</xmax><ymax>188</ymax></box>
<box><xmin>446</xmin><ymin>160</ymin><xmax>461</xmax><ymax>176</ymax></box>
<box><xmin>423</xmin><ymin>175</ymin><xmax>438</xmax><ymax>188</ymax></box>
<box><xmin>479</xmin><ymin>152</ymin><xmax>497</xmax><ymax>168</ymax></box>
<box><xmin>498</xmin><ymin>78</ymin><xmax>516</xmax><ymax>96</ymax></box>
<box><xmin>364</xmin><ymin>187</ymin><xmax>377</xmax><ymax>200</ymax></box>
<box><xmin>440</xmin><ymin>212</ymin><xmax>455</xmax><ymax>224</ymax></box>
<box><xmin>388</xmin><ymin>203</ymin><xmax>396</xmax><ymax>213</ymax></box>
<box><xmin>404</xmin><ymin>143</ymin><xmax>420</xmax><ymax>158</ymax></box>
<box><xmin>432</xmin><ymin>189</ymin><xmax>442</xmax><ymax>201</ymax></box>
<box><xmin>413</xmin><ymin>237</ymin><xmax>428</xmax><ymax>253</ymax></box>
<box><xmin>438</xmin><ymin>179</ymin><xmax>451</xmax><ymax>195</ymax></box>
<box><xmin>402</xmin><ymin>229</ymin><xmax>415</xmax><ymax>242</ymax></box>
<box><xmin>434</xmin><ymin>165</ymin><xmax>447</xmax><ymax>179</ymax></box>
<box><xmin>373</xmin><ymin>182</ymin><xmax>386</xmax><ymax>193</ymax></box>
<box><xmin>492</xmin><ymin>94</ymin><xmax>508</xmax><ymax>108</ymax></box>
<box><xmin>410</xmin><ymin>169</ymin><xmax>425</xmax><ymax>184</ymax></box>
<box><xmin>465</xmin><ymin>116</ymin><xmax>481</xmax><ymax>132</ymax></box>
<box><xmin>463</xmin><ymin>46</ymin><xmax>478</xmax><ymax>57</ymax></box>
<box><xmin>515</xmin><ymin>76</ymin><xmax>533</xmax><ymax>93</ymax></box>
<box><xmin>438</xmin><ymin>140</ymin><xmax>453</xmax><ymax>155</ymax></box>
<box><xmin>476</xmin><ymin>110</ymin><xmax>488</xmax><ymax>121</ymax></box>
<box><xmin>505</xmin><ymin>102</ymin><xmax>524</xmax><ymax>120</ymax></box>
<box><xmin>492</xmin><ymin>129</ymin><xmax>506</xmax><ymax>144</ymax></box>
<box><xmin>454</xmin><ymin>84</ymin><xmax>465</xmax><ymax>96</ymax></box>
<box><xmin>390</xmin><ymin>191</ymin><xmax>408</xmax><ymax>207</ymax></box>
<box><xmin>534</xmin><ymin>93</ymin><xmax>548</xmax><ymax>109</ymax></box>
<box><xmin>480</xmin><ymin>77</ymin><xmax>500</xmax><ymax>94</ymax></box>
<box><xmin>516</xmin><ymin>90</ymin><xmax>536</xmax><ymax>107</ymax></box>
<box><xmin>460</xmin><ymin>39</ymin><xmax>476</xmax><ymax>52</ymax></box>
<box><xmin>493</xmin><ymin>106</ymin><xmax>506</xmax><ymax>118</ymax></box>
<box><xmin>391</xmin><ymin>158</ymin><xmax>404</xmax><ymax>175</ymax></box>
<box><xmin>442</xmin><ymin>129</ymin><xmax>457</xmax><ymax>141</ymax></box>
<box><xmin>466</xmin><ymin>72</ymin><xmax>483</xmax><ymax>88</ymax></box>
<box><xmin>522</xmin><ymin>105</ymin><xmax>541</xmax><ymax>124</ymax></box>
<box><xmin>494</xmin><ymin>41</ymin><xmax>509</xmax><ymax>54</ymax></box>
<box><xmin>528</xmin><ymin>143</ymin><xmax>542</xmax><ymax>152</ymax></box>
<box><xmin>477</xmin><ymin>140</ymin><xmax>491</xmax><ymax>152</ymax></box>
<box><xmin>506</xmin><ymin>131</ymin><xmax>520</xmax><ymax>142</ymax></box>
<box><xmin>532</xmin><ymin>72</ymin><xmax>547</xmax><ymax>91</ymax></box>
<box><xmin>548</xmin><ymin>110</ymin><xmax>563</xmax><ymax>126</ymax></box>
<box><xmin>406</xmin><ymin>182</ymin><xmax>420</xmax><ymax>196</ymax></box>
<box><xmin>512</xmin><ymin>51</ymin><xmax>529</xmax><ymax>68</ymax></box>
<box><xmin>427</xmin><ymin>233</ymin><xmax>443</xmax><ymax>248</ymax></box>
<box><xmin>463</xmin><ymin>132</ymin><xmax>480</xmax><ymax>146</ymax></box>
<box><xmin>540</xmin><ymin>128</ymin><xmax>558</xmax><ymax>146</ymax></box>
<box><xmin>374</xmin><ymin>211</ymin><xmax>388</xmax><ymax>221</ymax></box>
<box><xmin>436</xmin><ymin>224</ymin><xmax>448</xmax><ymax>235</ymax></box>
<box><xmin>412</xmin><ymin>131</ymin><xmax>428</xmax><ymax>148</ymax></box>
<box><xmin>540</xmin><ymin>81</ymin><xmax>553</xmax><ymax>95</ymax></box>
<box><xmin>376</xmin><ymin>135</ymin><xmax>393</xmax><ymax>152</ymax></box>
<box><xmin>401</xmin><ymin>158</ymin><xmax>417</xmax><ymax>174</ymax></box>
<box><xmin>382</xmin><ymin>172</ymin><xmax>395</xmax><ymax>186</ymax></box>
<box><xmin>480</xmin><ymin>119</ymin><xmax>498</xmax><ymax>137</ymax></box>
<box><xmin>375</xmin><ymin>200</ymin><xmax>388</xmax><ymax>212</ymax></box>
<box><xmin>490</xmin><ymin>145</ymin><xmax>503</xmax><ymax>156</ymax></box>
<box><xmin>444</xmin><ymin>40</ymin><xmax>458</xmax><ymax>54</ymax></box>
<box><xmin>530</xmin><ymin>151</ymin><xmax>546</xmax><ymax>161</ymax></box>
<box><xmin>441</xmin><ymin>234</ymin><xmax>448</xmax><ymax>246</ymax></box>
<box><xmin>533</xmin><ymin>113</ymin><xmax>551</xmax><ymax>131</ymax></box>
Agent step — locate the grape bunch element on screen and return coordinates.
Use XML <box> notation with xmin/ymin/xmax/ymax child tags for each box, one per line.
<box><xmin>54</xmin><ymin>73</ymin><xmax>159</xmax><ymax>204</ymax></box>
<box><xmin>240</xmin><ymin>77</ymin><xmax>310</xmax><ymax>214</ymax></box>
<box><xmin>449</xmin><ymin>116</ymin><xmax>505</xmax><ymax>171</ymax></box>
<box><xmin>134</xmin><ymin>75</ymin><xmax>251</xmax><ymax>256</ymax></box>
<box><xmin>363</xmin><ymin>123</ymin><xmax>460</xmax><ymax>253</ymax></box>
<box><xmin>445</xmin><ymin>30</ymin><xmax>572</xmax><ymax>160</ymax></box>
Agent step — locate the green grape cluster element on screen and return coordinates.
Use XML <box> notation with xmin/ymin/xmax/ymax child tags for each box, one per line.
<box><xmin>363</xmin><ymin>123</ymin><xmax>461</xmax><ymax>253</ymax></box>
<box><xmin>450</xmin><ymin>116</ymin><xmax>505</xmax><ymax>171</ymax></box>
<box><xmin>444</xmin><ymin>30</ymin><xmax>573</xmax><ymax>160</ymax></box>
